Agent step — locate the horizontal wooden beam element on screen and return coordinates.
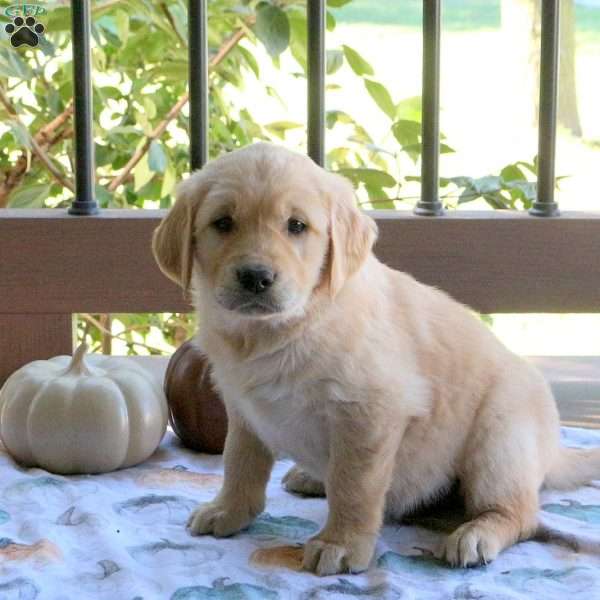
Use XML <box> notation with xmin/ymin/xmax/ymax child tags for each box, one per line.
<box><xmin>0</xmin><ymin>209</ymin><xmax>193</xmax><ymax>314</ymax></box>
<box><xmin>1</xmin><ymin>208</ymin><xmax>600</xmax><ymax>313</ymax></box>
<box><xmin>0</xmin><ymin>313</ymin><xmax>73</xmax><ymax>385</ymax></box>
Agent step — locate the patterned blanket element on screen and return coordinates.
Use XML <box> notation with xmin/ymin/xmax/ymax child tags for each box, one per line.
<box><xmin>1</xmin><ymin>427</ymin><xmax>599</xmax><ymax>600</ymax></box>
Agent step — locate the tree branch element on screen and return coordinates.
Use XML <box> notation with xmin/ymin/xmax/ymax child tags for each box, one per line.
<box><xmin>0</xmin><ymin>87</ymin><xmax>75</xmax><ymax>202</ymax></box>
<box><xmin>107</xmin><ymin>26</ymin><xmax>248</xmax><ymax>192</ymax></box>
<box><xmin>0</xmin><ymin>126</ymin><xmax>73</xmax><ymax>207</ymax></box>
<box><xmin>80</xmin><ymin>313</ymin><xmax>168</xmax><ymax>355</ymax></box>
<box><xmin>0</xmin><ymin>15</ymin><xmax>252</xmax><ymax>204</ymax></box>
<box><xmin>160</xmin><ymin>2</ymin><xmax>186</xmax><ymax>46</ymax></box>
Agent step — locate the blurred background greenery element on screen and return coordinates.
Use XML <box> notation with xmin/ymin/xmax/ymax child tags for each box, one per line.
<box><xmin>1</xmin><ymin>0</ymin><xmax>599</xmax><ymax>356</ymax></box>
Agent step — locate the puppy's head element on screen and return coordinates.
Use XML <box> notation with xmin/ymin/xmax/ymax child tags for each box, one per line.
<box><xmin>152</xmin><ymin>143</ymin><xmax>377</xmax><ymax>320</ymax></box>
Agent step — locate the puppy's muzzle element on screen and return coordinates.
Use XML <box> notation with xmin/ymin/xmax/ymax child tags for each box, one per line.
<box><xmin>236</xmin><ymin>264</ymin><xmax>277</xmax><ymax>295</ymax></box>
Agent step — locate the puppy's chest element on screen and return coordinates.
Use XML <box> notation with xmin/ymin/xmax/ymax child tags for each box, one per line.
<box><xmin>229</xmin><ymin>367</ymin><xmax>331</xmax><ymax>474</ymax></box>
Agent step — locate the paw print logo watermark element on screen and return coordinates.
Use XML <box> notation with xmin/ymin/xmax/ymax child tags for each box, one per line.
<box><xmin>3</xmin><ymin>3</ymin><xmax>47</xmax><ymax>48</ymax></box>
<box><xmin>5</xmin><ymin>15</ymin><xmax>45</xmax><ymax>47</ymax></box>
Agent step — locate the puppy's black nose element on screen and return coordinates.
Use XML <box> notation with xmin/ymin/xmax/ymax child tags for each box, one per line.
<box><xmin>236</xmin><ymin>265</ymin><xmax>276</xmax><ymax>294</ymax></box>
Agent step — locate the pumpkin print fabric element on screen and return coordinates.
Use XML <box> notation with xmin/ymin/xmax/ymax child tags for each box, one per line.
<box><xmin>0</xmin><ymin>428</ymin><xmax>599</xmax><ymax>599</ymax></box>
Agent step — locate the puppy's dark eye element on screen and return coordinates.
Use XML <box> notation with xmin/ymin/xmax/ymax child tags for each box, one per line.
<box><xmin>212</xmin><ymin>216</ymin><xmax>234</xmax><ymax>233</ymax></box>
<box><xmin>288</xmin><ymin>218</ymin><xmax>307</xmax><ymax>235</ymax></box>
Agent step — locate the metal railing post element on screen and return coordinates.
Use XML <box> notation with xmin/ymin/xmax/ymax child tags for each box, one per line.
<box><xmin>415</xmin><ymin>0</ymin><xmax>443</xmax><ymax>216</ymax></box>
<box><xmin>188</xmin><ymin>0</ymin><xmax>209</xmax><ymax>171</ymax></box>
<box><xmin>307</xmin><ymin>0</ymin><xmax>326</xmax><ymax>166</ymax></box>
<box><xmin>68</xmin><ymin>0</ymin><xmax>98</xmax><ymax>215</ymax></box>
<box><xmin>530</xmin><ymin>0</ymin><xmax>560</xmax><ymax>217</ymax></box>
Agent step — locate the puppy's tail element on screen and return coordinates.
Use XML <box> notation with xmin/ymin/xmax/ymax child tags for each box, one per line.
<box><xmin>544</xmin><ymin>447</ymin><xmax>600</xmax><ymax>490</ymax></box>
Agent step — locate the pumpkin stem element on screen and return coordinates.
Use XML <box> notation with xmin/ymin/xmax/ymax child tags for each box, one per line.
<box><xmin>65</xmin><ymin>342</ymin><xmax>93</xmax><ymax>376</ymax></box>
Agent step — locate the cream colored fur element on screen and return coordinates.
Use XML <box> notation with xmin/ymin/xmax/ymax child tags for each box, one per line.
<box><xmin>152</xmin><ymin>143</ymin><xmax>600</xmax><ymax>576</ymax></box>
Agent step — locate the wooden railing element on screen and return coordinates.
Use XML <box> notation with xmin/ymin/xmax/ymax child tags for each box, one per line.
<box><xmin>2</xmin><ymin>208</ymin><xmax>600</xmax><ymax>386</ymax></box>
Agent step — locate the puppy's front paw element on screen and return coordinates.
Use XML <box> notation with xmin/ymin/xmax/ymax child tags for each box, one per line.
<box><xmin>302</xmin><ymin>534</ymin><xmax>375</xmax><ymax>576</ymax></box>
<box><xmin>439</xmin><ymin>522</ymin><xmax>501</xmax><ymax>567</ymax></box>
<box><xmin>187</xmin><ymin>501</ymin><xmax>255</xmax><ymax>538</ymax></box>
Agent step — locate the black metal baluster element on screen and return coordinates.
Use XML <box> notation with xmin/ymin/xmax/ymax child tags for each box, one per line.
<box><xmin>307</xmin><ymin>0</ymin><xmax>325</xmax><ymax>166</ymax></box>
<box><xmin>530</xmin><ymin>0</ymin><xmax>560</xmax><ymax>217</ymax></box>
<box><xmin>69</xmin><ymin>0</ymin><xmax>98</xmax><ymax>215</ymax></box>
<box><xmin>415</xmin><ymin>0</ymin><xmax>443</xmax><ymax>216</ymax></box>
<box><xmin>189</xmin><ymin>0</ymin><xmax>209</xmax><ymax>170</ymax></box>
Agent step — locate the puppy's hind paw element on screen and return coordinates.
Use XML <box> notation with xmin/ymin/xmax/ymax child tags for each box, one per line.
<box><xmin>282</xmin><ymin>465</ymin><xmax>326</xmax><ymax>497</ymax></box>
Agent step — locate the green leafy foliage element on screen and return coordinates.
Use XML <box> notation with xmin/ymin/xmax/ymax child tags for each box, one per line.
<box><xmin>254</xmin><ymin>3</ymin><xmax>290</xmax><ymax>59</ymax></box>
<box><xmin>342</xmin><ymin>44</ymin><xmax>374</xmax><ymax>76</ymax></box>
<box><xmin>338</xmin><ymin>168</ymin><xmax>396</xmax><ymax>189</ymax></box>
<box><xmin>8</xmin><ymin>183</ymin><xmax>52</xmax><ymax>208</ymax></box>
<box><xmin>364</xmin><ymin>79</ymin><xmax>396</xmax><ymax>119</ymax></box>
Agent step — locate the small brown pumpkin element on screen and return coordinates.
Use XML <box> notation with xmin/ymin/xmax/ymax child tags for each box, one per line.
<box><xmin>164</xmin><ymin>340</ymin><xmax>228</xmax><ymax>454</ymax></box>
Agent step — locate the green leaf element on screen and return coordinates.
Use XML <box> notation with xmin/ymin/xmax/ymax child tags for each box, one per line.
<box><xmin>506</xmin><ymin>180</ymin><xmax>537</xmax><ymax>202</ymax></box>
<box><xmin>148</xmin><ymin>140</ymin><xmax>168</xmax><ymax>173</ymax></box>
<box><xmin>165</xmin><ymin>3</ymin><xmax>187</xmax><ymax>44</ymax></box>
<box><xmin>398</xmin><ymin>144</ymin><xmax>421</xmax><ymax>162</ymax></box>
<box><xmin>95</xmin><ymin>143</ymin><xmax>114</xmax><ymax>167</ymax></box>
<box><xmin>161</xmin><ymin>163</ymin><xmax>176</xmax><ymax>198</ymax></box>
<box><xmin>457</xmin><ymin>187</ymin><xmax>479</xmax><ymax>205</ymax></box>
<box><xmin>392</xmin><ymin>119</ymin><xmax>421</xmax><ymax>149</ymax></box>
<box><xmin>265</xmin><ymin>121</ymin><xmax>303</xmax><ymax>139</ymax></box>
<box><xmin>143</xmin><ymin>97</ymin><xmax>157</xmax><ymax>120</ymax></box>
<box><xmin>326</xmin><ymin>110</ymin><xmax>355</xmax><ymax>129</ymax></box>
<box><xmin>254</xmin><ymin>4</ymin><xmax>290</xmax><ymax>59</ymax></box>
<box><xmin>94</xmin><ymin>185</ymin><xmax>113</xmax><ymax>209</ymax></box>
<box><xmin>288</xmin><ymin>10</ymin><xmax>307</xmax><ymax>71</ymax></box>
<box><xmin>115</xmin><ymin>10</ymin><xmax>130</xmax><ymax>46</ymax></box>
<box><xmin>500</xmin><ymin>164</ymin><xmax>526</xmax><ymax>182</ymax></box>
<box><xmin>338</xmin><ymin>168</ymin><xmax>396</xmax><ymax>189</ymax></box>
<box><xmin>341</xmin><ymin>45</ymin><xmax>374</xmax><ymax>76</ymax></box>
<box><xmin>327</xmin><ymin>146</ymin><xmax>351</xmax><ymax>167</ymax></box>
<box><xmin>326</xmin><ymin>49</ymin><xmax>344</xmax><ymax>75</ymax></box>
<box><xmin>326</xmin><ymin>10</ymin><xmax>336</xmax><ymax>32</ymax></box>
<box><xmin>440</xmin><ymin>143</ymin><xmax>455</xmax><ymax>154</ymax></box>
<box><xmin>8</xmin><ymin>184</ymin><xmax>51</xmax><ymax>208</ymax></box>
<box><xmin>395</xmin><ymin>96</ymin><xmax>422</xmax><ymax>121</ymax></box>
<box><xmin>8</xmin><ymin>121</ymin><xmax>31</xmax><ymax>149</ymax></box>
<box><xmin>133</xmin><ymin>154</ymin><xmax>154</xmax><ymax>191</ymax></box>
<box><xmin>97</xmin><ymin>86</ymin><xmax>122</xmax><ymax>102</ymax></box>
<box><xmin>364</xmin><ymin>79</ymin><xmax>395</xmax><ymax>120</ymax></box>
<box><xmin>512</xmin><ymin>160</ymin><xmax>536</xmax><ymax>176</ymax></box>
<box><xmin>151</xmin><ymin>60</ymin><xmax>188</xmax><ymax>82</ymax></box>
<box><xmin>483</xmin><ymin>193</ymin><xmax>510</xmax><ymax>210</ymax></box>
<box><xmin>472</xmin><ymin>175</ymin><xmax>502</xmax><ymax>195</ymax></box>
<box><xmin>364</xmin><ymin>184</ymin><xmax>395</xmax><ymax>208</ymax></box>
<box><xmin>237</xmin><ymin>45</ymin><xmax>260</xmax><ymax>78</ymax></box>
<box><xmin>328</xmin><ymin>0</ymin><xmax>353</xmax><ymax>6</ymax></box>
<box><xmin>266</xmin><ymin>85</ymin><xmax>287</xmax><ymax>107</ymax></box>
<box><xmin>446</xmin><ymin>176</ymin><xmax>473</xmax><ymax>189</ymax></box>
<box><xmin>0</xmin><ymin>48</ymin><xmax>32</xmax><ymax>79</ymax></box>
<box><xmin>45</xmin><ymin>6</ymin><xmax>71</xmax><ymax>31</ymax></box>
<box><xmin>92</xmin><ymin>47</ymin><xmax>107</xmax><ymax>71</ymax></box>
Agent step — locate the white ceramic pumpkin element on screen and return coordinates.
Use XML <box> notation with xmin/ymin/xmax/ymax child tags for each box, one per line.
<box><xmin>0</xmin><ymin>343</ymin><xmax>168</xmax><ymax>475</ymax></box>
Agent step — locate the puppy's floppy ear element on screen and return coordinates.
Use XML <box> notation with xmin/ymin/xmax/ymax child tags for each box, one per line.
<box><xmin>152</xmin><ymin>174</ymin><xmax>210</xmax><ymax>298</ymax></box>
<box><xmin>326</xmin><ymin>172</ymin><xmax>378</xmax><ymax>298</ymax></box>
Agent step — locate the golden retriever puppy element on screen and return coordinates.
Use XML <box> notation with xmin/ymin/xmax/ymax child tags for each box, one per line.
<box><xmin>152</xmin><ymin>143</ymin><xmax>600</xmax><ymax>576</ymax></box>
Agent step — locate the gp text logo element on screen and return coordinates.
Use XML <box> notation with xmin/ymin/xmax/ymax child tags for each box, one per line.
<box><xmin>4</xmin><ymin>4</ymin><xmax>47</xmax><ymax>18</ymax></box>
